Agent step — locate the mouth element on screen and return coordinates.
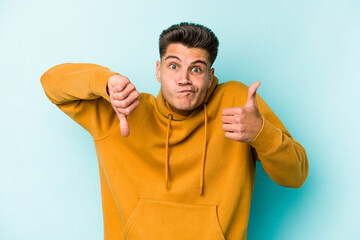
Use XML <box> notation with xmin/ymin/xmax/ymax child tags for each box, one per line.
<box><xmin>179</xmin><ymin>89</ymin><xmax>195</xmax><ymax>93</ymax></box>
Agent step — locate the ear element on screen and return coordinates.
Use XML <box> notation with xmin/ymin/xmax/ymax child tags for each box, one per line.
<box><xmin>156</xmin><ymin>61</ymin><xmax>161</xmax><ymax>83</ymax></box>
<box><xmin>207</xmin><ymin>68</ymin><xmax>215</xmax><ymax>89</ymax></box>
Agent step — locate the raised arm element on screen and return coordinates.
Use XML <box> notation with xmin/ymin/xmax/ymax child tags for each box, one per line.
<box><xmin>222</xmin><ymin>82</ymin><xmax>308</xmax><ymax>188</ymax></box>
<box><xmin>41</xmin><ymin>63</ymin><xmax>139</xmax><ymax>138</ymax></box>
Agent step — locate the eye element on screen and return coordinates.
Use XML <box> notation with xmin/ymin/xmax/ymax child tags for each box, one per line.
<box><xmin>169</xmin><ymin>63</ymin><xmax>178</xmax><ymax>70</ymax></box>
<box><xmin>192</xmin><ymin>67</ymin><xmax>202</xmax><ymax>73</ymax></box>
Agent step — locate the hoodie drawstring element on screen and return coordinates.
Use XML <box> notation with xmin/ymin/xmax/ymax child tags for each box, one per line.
<box><xmin>200</xmin><ymin>104</ymin><xmax>208</xmax><ymax>195</ymax></box>
<box><xmin>165</xmin><ymin>114</ymin><xmax>172</xmax><ymax>190</ymax></box>
<box><xmin>164</xmin><ymin>105</ymin><xmax>208</xmax><ymax>196</ymax></box>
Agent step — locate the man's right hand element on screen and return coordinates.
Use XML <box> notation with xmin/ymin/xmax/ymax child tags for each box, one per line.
<box><xmin>107</xmin><ymin>74</ymin><xmax>140</xmax><ymax>137</ymax></box>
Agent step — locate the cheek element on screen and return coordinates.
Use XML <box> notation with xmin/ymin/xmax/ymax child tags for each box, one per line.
<box><xmin>161</xmin><ymin>81</ymin><xmax>173</xmax><ymax>97</ymax></box>
<box><xmin>198</xmin><ymin>78</ymin><xmax>210</xmax><ymax>93</ymax></box>
<box><xmin>163</xmin><ymin>74</ymin><xmax>178</xmax><ymax>90</ymax></box>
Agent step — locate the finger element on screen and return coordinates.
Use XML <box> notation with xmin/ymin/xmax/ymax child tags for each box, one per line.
<box><xmin>114</xmin><ymin>80</ymin><xmax>130</xmax><ymax>93</ymax></box>
<box><xmin>221</xmin><ymin>115</ymin><xmax>243</xmax><ymax>124</ymax></box>
<box><xmin>222</xmin><ymin>107</ymin><xmax>244</xmax><ymax>116</ymax></box>
<box><xmin>109</xmin><ymin>74</ymin><xmax>121</xmax><ymax>88</ymax></box>
<box><xmin>245</xmin><ymin>81</ymin><xmax>260</xmax><ymax>108</ymax></box>
<box><xmin>222</xmin><ymin>123</ymin><xmax>242</xmax><ymax>132</ymax></box>
<box><xmin>116</xmin><ymin>99</ymin><xmax>140</xmax><ymax>115</ymax></box>
<box><xmin>117</xmin><ymin>113</ymin><xmax>129</xmax><ymax>137</ymax></box>
<box><xmin>110</xmin><ymin>76</ymin><xmax>130</xmax><ymax>93</ymax></box>
<box><xmin>112</xmin><ymin>83</ymin><xmax>137</xmax><ymax>101</ymax></box>
<box><xmin>112</xmin><ymin>90</ymin><xmax>140</xmax><ymax>109</ymax></box>
<box><xmin>224</xmin><ymin>131</ymin><xmax>239</xmax><ymax>141</ymax></box>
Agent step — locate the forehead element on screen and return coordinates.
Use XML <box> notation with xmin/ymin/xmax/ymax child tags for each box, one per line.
<box><xmin>163</xmin><ymin>43</ymin><xmax>209</xmax><ymax>63</ymax></box>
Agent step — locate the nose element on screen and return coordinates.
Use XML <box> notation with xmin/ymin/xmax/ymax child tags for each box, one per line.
<box><xmin>176</xmin><ymin>69</ymin><xmax>191</xmax><ymax>86</ymax></box>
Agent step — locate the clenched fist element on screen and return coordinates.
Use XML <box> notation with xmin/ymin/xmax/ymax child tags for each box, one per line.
<box><xmin>107</xmin><ymin>74</ymin><xmax>140</xmax><ymax>137</ymax></box>
<box><xmin>221</xmin><ymin>81</ymin><xmax>263</xmax><ymax>143</ymax></box>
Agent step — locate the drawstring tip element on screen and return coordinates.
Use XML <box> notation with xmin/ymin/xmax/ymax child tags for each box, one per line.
<box><xmin>200</xmin><ymin>185</ymin><xmax>204</xmax><ymax>195</ymax></box>
<box><xmin>165</xmin><ymin>180</ymin><xmax>168</xmax><ymax>190</ymax></box>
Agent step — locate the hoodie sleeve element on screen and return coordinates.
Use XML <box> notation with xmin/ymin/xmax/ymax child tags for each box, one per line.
<box><xmin>249</xmin><ymin>94</ymin><xmax>309</xmax><ymax>188</ymax></box>
<box><xmin>40</xmin><ymin>63</ymin><xmax>119</xmax><ymax>139</ymax></box>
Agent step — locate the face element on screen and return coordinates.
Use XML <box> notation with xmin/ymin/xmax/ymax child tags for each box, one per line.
<box><xmin>156</xmin><ymin>43</ymin><xmax>214</xmax><ymax>116</ymax></box>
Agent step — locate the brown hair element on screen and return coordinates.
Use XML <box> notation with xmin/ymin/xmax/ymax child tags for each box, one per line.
<box><xmin>159</xmin><ymin>22</ymin><xmax>219</xmax><ymax>66</ymax></box>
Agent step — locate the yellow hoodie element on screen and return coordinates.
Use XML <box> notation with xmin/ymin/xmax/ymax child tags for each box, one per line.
<box><xmin>41</xmin><ymin>63</ymin><xmax>308</xmax><ymax>240</ymax></box>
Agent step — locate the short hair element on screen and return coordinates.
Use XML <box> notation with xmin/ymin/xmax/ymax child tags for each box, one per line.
<box><xmin>159</xmin><ymin>22</ymin><xmax>219</xmax><ymax>66</ymax></box>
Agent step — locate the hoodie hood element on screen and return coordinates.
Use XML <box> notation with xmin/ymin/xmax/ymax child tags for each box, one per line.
<box><xmin>155</xmin><ymin>76</ymin><xmax>219</xmax><ymax>195</ymax></box>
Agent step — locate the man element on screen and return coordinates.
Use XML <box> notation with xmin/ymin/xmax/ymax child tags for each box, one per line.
<box><xmin>41</xmin><ymin>22</ymin><xmax>308</xmax><ymax>240</ymax></box>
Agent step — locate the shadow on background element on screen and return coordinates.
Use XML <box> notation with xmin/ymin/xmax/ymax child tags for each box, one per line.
<box><xmin>248</xmin><ymin>162</ymin><xmax>309</xmax><ymax>240</ymax></box>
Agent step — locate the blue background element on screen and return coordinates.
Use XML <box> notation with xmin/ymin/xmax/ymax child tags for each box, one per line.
<box><xmin>1</xmin><ymin>0</ymin><xmax>359</xmax><ymax>239</ymax></box>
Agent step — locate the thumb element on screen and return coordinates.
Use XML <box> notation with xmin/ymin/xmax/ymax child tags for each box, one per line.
<box><xmin>245</xmin><ymin>81</ymin><xmax>260</xmax><ymax>108</ymax></box>
<box><xmin>117</xmin><ymin>112</ymin><xmax>130</xmax><ymax>137</ymax></box>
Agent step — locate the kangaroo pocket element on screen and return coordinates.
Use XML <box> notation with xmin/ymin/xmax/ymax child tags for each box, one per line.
<box><xmin>122</xmin><ymin>198</ymin><xmax>225</xmax><ymax>240</ymax></box>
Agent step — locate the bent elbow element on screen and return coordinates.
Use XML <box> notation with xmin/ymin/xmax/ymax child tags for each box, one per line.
<box><xmin>284</xmin><ymin>163</ymin><xmax>309</xmax><ymax>188</ymax></box>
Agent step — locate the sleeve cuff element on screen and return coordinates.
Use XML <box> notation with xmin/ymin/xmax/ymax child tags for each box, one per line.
<box><xmin>89</xmin><ymin>67</ymin><xmax>119</xmax><ymax>102</ymax></box>
<box><xmin>249</xmin><ymin>116</ymin><xmax>283</xmax><ymax>154</ymax></box>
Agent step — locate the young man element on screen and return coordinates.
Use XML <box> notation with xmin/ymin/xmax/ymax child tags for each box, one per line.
<box><xmin>41</xmin><ymin>23</ymin><xmax>308</xmax><ymax>240</ymax></box>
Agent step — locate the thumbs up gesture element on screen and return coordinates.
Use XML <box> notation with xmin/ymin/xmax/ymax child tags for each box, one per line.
<box><xmin>107</xmin><ymin>74</ymin><xmax>140</xmax><ymax>137</ymax></box>
<box><xmin>221</xmin><ymin>81</ymin><xmax>263</xmax><ymax>143</ymax></box>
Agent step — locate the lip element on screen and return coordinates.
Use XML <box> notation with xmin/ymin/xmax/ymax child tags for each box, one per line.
<box><xmin>179</xmin><ymin>89</ymin><xmax>194</xmax><ymax>93</ymax></box>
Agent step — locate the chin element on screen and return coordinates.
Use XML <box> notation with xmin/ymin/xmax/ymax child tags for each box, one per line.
<box><xmin>175</xmin><ymin>103</ymin><xmax>199</xmax><ymax>112</ymax></box>
<box><xmin>169</xmin><ymin>97</ymin><xmax>203</xmax><ymax>113</ymax></box>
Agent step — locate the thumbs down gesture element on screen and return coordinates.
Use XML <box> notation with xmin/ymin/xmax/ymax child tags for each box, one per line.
<box><xmin>107</xmin><ymin>74</ymin><xmax>140</xmax><ymax>137</ymax></box>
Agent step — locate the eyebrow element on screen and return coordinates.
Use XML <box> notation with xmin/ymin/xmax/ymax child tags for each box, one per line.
<box><xmin>164</xmin><ymin>55</ymin><xmax>208</xmax><ymax>67</ymax></box>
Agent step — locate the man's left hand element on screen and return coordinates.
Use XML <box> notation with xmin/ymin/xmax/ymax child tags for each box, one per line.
<box><xmin>221</xmin><ymin>81</ymin><xmax>263</xmax><ymax>143</ymax></box>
